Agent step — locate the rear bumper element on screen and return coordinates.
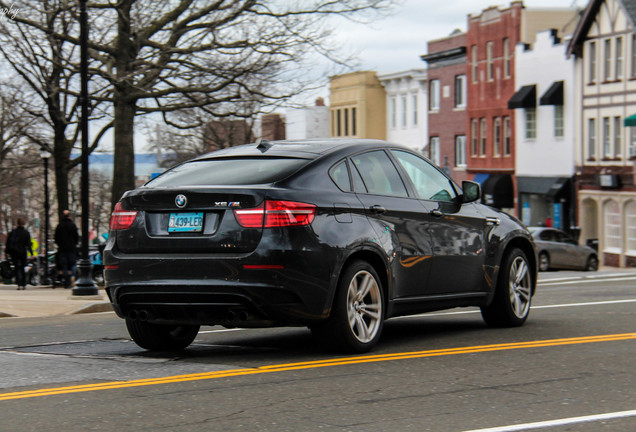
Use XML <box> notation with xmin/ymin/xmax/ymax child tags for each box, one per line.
<box><xmin>104</xmin><ymin>250</ymin><xmax>333</xmax><ymax>326</ymax></box>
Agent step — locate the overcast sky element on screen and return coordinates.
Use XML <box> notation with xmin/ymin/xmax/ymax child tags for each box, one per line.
<box><xmin>329</xmin><ymin>0</ymin><xmax>587</xmax><ymax>75</ymax></box>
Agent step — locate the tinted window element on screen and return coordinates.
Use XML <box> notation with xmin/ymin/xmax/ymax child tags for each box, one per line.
<box><xmin>329</xmin><ymin>160</ymin><xmax>351</xmax><ymax>192</ymax></box>
<box><xmin>146</xmin><ymin>158</ymin><xmax>309</xmax><ymax>187</ymax></box>
<box><xmin>351</xmin><ymin>151</ymin><xmax>408</xmax><ymax>197</ymax></box>
<box><xmin>539</xmin><ymin>230</ymin><xmax>556</xmax><ymax>242</ymax></box>
<box><xmin>391</xmin><ymin>150</ymin><xmax>457</xmax><ymax>202</ymax></box>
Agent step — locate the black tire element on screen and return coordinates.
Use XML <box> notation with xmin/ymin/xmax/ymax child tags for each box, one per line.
<box><xmin>538</xmin><ymin>252</ymin><xmax>550</xmax><ymax>272</ymax></box>
<box><xmin>126</xmin><ymin>319</ymin><xmax>199</xmax><ymax>351</ymax></box>
<box><xmin>585</xmin><ymin>255</ymin><xmax>599</xmax><ymax>272</ymax></box>
<box><xmin>311</xmin><ymin>260</ymin><xmax>384</xmax><ymax>353</ymax></box>
<box><xmin>481</xmin><ymin>248</ymin><xmax>533</xmax><ymax>327</ymax></box>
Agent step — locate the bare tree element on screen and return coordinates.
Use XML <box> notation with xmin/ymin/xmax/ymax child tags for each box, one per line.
<box><xmin>0</xmin><ymin>0</ymin><xmax>112</xmax><ymax>220</ymax></box>
<box><xmin>3</xmin><ymin>0</ymin><xmax>396</xmax><ymax>208</ymax></box>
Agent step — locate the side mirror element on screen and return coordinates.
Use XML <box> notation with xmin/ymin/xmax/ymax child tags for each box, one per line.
<box><xmin>462</xmin><ymin>181</ymin><xmax>481</xmax><ymax>203</ymax></box>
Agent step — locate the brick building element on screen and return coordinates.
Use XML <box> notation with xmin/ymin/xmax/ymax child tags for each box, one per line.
<box><xmin>466</xmin><ymin>1</ymin><xmax>579</xmax><ymax>212</ymax></box>
<box><xmin>422</xmin><ymin>30</ymin><xmax>470</xmax><ymax>184</ymax></box>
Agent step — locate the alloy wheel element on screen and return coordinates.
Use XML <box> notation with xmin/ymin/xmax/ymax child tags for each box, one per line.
<box><xmin>508</xmin><ymin>256</ymin><xmax>531</xmax><ymax>319</ymax></box>
<box><xmin>346</xmin><ymin>270</ymin><xmax>382</xmax><ymax>344</ymax></box>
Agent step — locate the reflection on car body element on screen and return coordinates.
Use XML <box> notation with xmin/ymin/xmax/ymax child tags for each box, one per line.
<box><xmin>104</xmin><ymin>139</ymin><xmax>538</xmax><ymax>353</ymax></box>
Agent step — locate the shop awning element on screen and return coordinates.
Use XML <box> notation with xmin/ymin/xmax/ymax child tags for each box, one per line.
<box><xmin>473</xmin><ymin>173</ymin><xmax>490</xmax><ymax>184</ymax></box>
<box><xmin>624</xmin><ymin>114</ymin><xmax>636</xmax><ymax>126</ymax></box>
<box><xmin>481</xmin><ymin>174</ymin><xmax>513</xmax><ymax>209</ymax></box>
<box><xmin>517</xmin><ymin>177</ymin><xmax>570</xmax><ymax>199</ymax></box>
<box><xmin>508</xmin><ymin>85</ymin><xmax>536</xmax><ymax>109</ymax></box>
<box><xmin>539</xmin><ymin>81</ymin><xmax>564</xmax><ymax>106</ymax></box>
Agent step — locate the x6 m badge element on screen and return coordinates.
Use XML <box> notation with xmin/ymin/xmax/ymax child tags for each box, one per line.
<box><xmin>175</xmin><ymin>194</ymin><xmax>187</xmax><ymax>208</ymax></box>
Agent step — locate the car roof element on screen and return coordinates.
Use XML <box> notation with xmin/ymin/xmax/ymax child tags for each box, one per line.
<box><xmin>191</xmin><ymin>138</ymin><xmax>406</xmax><ymax>161</ymax></box>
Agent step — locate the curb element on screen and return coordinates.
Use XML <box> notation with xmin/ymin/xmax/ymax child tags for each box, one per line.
<box><xmin>66</xmin><ymin>302</ymin><xmax>113</xmax><ymax>315</ymax></box>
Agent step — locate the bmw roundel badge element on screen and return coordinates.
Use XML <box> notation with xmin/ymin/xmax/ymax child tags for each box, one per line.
<box><xmin>175</xmin><ymin>194</ymin><xmax>187</xmax><ymax>208</ymax></box>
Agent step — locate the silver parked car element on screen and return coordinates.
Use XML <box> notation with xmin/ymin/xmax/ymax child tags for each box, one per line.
<box><xmin>529</xmin><ymin>227</ymin><xmax>598</xmax><ymax>272</ymax></box>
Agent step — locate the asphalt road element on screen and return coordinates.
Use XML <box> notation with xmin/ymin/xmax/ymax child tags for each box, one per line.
<box><xmin>0</xmin><ymin>272</ymin><xmax>635</xmax><ymax>432</ymax></box>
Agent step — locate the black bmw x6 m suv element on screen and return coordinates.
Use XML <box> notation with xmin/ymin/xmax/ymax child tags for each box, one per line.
<box><xmin>104</xmin><ymin>139</ymin><xmax>537</xmax><ymax>353</ymax></box>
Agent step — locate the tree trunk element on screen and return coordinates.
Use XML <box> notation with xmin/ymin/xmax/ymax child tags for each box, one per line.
<box><xmin>110</xmin><ymin>0</ymin><xmax>137</xmax><ymax>209</ymax></box>
<box><xmin>111</xmin><ymin>94</ymin><xmax>137</xmax><ymax>207</ymax></box>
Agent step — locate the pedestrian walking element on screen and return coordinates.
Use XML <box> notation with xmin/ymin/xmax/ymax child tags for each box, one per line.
<box><xmin>55</xmin><ymin>210</ymin><xmax>79</xmax><ymax>289</ymax></box>
<box><xmin>5</xmin><ymin>217</ymin><xmax>33</xmax><ymax>290</ymax></box>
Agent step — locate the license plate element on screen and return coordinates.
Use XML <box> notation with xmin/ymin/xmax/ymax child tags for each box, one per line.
<box><xmin>168</xmin><ymin>212</ymin><xmax>204</xmax><ymax>233</ymax></box>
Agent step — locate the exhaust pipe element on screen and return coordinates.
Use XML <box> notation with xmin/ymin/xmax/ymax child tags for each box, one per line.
<box><xmin>137</xmin><ymin>310</ymin><xmax>149</xmax><ymax>321</ymax></box>
<box><xmin>128</xmin><ymin>309</ymin><xmax>138</xmax><ymax>320</ymax></box>
<box><xmin>226</xmin><ymin>310</ymin><xmax>237</xmax><ymax>322</ymax></box>
<box><xmin>238</xmin><ymin>310</ymin><xmax>249</xmax><ymax>321</ymax></box>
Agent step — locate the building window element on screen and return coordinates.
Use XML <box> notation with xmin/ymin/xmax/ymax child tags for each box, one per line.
<box><xmin>412</xmin><ymin>95</ymin><xmax>418</xmax><ymax>126</ymax></box>
<box><xmin>588</xmin><ymin>118</ymin><xmax>597</xmax><ymax>159</ymax></box>
<box><xmin>503</xmin><ymin>116</ymin><xmax>511</xmax><ymax>156</ymax></box>
<box><xmin>480</xmin><ymin>118</ymin><xmax>487</xmax><ymax>156</ymax></box>
<box><xmin>604</xmin><ymin>200</ymin><xmax>621</xmax><ymax>252</ymax></box>
<box><xmin>589</xmin><ymin>41</ymin><xmax>597</xmax><ymax>83</ymax></box>
<box><xmin>472</xmin><ymin>45</ymin><xmax>478</xmax><ymax>83</ymax></box>
<box><xmin>616</xmin><ymin>36</ymin><xmax>623</xmax><ymax>79</ymax></box>
<box><xmin>429</xmin><ymin>79</ymin><xmax>440</xmax><ymax>111</ymax></box>
<box><xmin>351</xmin><ymin>107</ymin><xmax>357</xmax><ymax>136</ymax></box>
<box><xmin>632</xmin><ymin>35</ymin><xmax>636</xmax><ymax>78</ymax></box>
<box><xmin>604</xmin><ymin>38</ymin><xmax>612</xmax><ymax>81</ymax></box>
<box><xmin>430</xmin><ymin>136</ymin><xmax>440</xmax><ymax>165</ymax></box>
<box><xmin>525</xmin><ymin>108</ymin><xmax>536</xmax><ymax>139</ymax></box>
<box><xmin>503</xmin><ymin>38</ymin><xmax>510</xmax><ymax>78</ymax></box>
<box><xmin>627</xmin><ymin>201</ymin><xmax>636</xmax><ymax>254</ymax></box>
<box><xmin>455</xmin><ymin>135</ymin><xmax>466</xmax><ymax>167</ymax></box>
<box><xmin>487</xmin><ymin>41</ymin><xmax>494</xmax><ymax>81</ymax></box>
<box><xmin>401</xmin><ymin>95</ymin><xmax>407</xmax><ymax>128</ymax></box>
<box><xmin>471</xmin><ymin>119</ymin><xmax>478</xmax><ymax>156</ymax></box>
<box><xmin>390</xmin><ymin>98</ymin><xmax>396</xmax><ymax>129</ymax></box>
<box><xmin>337</xmin><ymin>109</ymin><xmax>342</xmax><ymax>136</ymax></box>
<box><xmin>603</xmin><ymin>117</ymin><xmax>611</xmax><ymax>157</ymax></box>
<box><xmin>493</xmin><ymin>117</ymin><xmax>501</xmax><ymax>156</ymax></box>
<box><xmin>554</xmin><ymin>105</ymin><xmax>564</xmax><ymax>138</ymax></box>
<box><xmin>344</xmin><ymin>108</ymin><xmax>349</xmax><ymax>136</ymax></box>
<box><xmin>614</xmin><ymin>116</ymin><xmax>622</xmax><ymax>157</ymax></box>
<box><xmin>630</xmin><ymin>127</ymin><xmax>636</xmax><ymax>158</ymax></box>
<box><xmin>454</xmin><ymin>75</ymin><xmax>466</xmax><ymax>108</ymax></box>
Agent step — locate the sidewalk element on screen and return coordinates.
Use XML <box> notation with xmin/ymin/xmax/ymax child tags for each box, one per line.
<box><xmin>1</xmin><ymin>267</ymin><xmax>634</xmax><ymax>319</ymax></box>
<box><xmin>0</xmin><ymin>284</ymin><xmax>112</xmax><ymax>318</ymax></box>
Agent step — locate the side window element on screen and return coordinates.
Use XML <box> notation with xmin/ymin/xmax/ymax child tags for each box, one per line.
<box><xmin>329</xmin><ymin>160</ymin><xmax>351</xmax><ymax>192</ymax></box>
<box><xmin>540</xmin><ymin>230</ymin><xmax>555</xmax><ymax>242</ymax></box>
<box><xmin>351</xmin><ymin>151</ymin><xmax>408</xmax><ymax>197</ymax></box>
<box><xmin>391</xmin><ymin>150</ymin><xmax>457</xmax><ymax>202</ymax></box>
<box><xmin>350</xmin><ymin>163</ymin><xmax>368</xmax><ymax>193</ymax></box>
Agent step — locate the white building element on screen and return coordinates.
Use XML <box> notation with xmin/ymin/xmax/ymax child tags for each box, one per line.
<box><xmin>568</xmin><ymin>0</ymin><xmax>636</xmax><ymax>268</ymax></box>
<box><xmin>511</xmin><ymin>29</ymin><xmax>576</xmax><ymax>230</ymax></box>
<box><xmin>378</xmin><ymin>69</ymin><xmax>428</xmax><ymax>152</ymax></box>
<box><xmin>285</xmin><ymin>98</ymin><xmax>329</xmax><ymax>140</ymax></box>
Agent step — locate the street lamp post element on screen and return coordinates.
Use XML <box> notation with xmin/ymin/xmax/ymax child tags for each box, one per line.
<box><xmin>40</xmin><ymin>150</ymin><xmax>51</xmax><ymax>285</ymax></box>
<box><xmin>73</xmin><ymin>0</ymin><xmax>98</xmax><ymax>296</ymax></box>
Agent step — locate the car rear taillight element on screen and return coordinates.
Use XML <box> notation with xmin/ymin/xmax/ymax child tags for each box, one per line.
<box><xmin>110</xmin><ymin>202</ymin><xmax>138</xmax><ymax>230</ymax></box>
<box><xmin>234</xmin><ymin>200</ymin><xmax>316</xmax><ymax>228</ymax></box>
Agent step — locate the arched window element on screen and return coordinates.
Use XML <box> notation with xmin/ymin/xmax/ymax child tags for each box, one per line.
<box><xmin>627</xmin><ymin>201</ymin><xmax>636</xmax><ymax>255</ymax></box>
<box><xmin>604</xmin><ymin>200</ymin><xmax>621</xmax><ymax>252</ymax></box>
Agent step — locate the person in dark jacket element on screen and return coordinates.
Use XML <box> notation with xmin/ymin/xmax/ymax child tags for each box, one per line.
<box><xmin>5</xmin><ymin>217</ymin><xmax>33</xmax><ymax>290</ymax></box>
<box><xmin>55</xmin><ymin>210</ymin><xmax>79</xmax><ymax>289</ymax></box>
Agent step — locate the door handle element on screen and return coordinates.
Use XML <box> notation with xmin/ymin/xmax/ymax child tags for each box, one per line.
<box><xmin>370</xmin><ymin>205</ymin><xmax>386</xmax><ymax>214</ymax></box>
<box><xmin>431</xmin><ymin>209</ymin><xmax>443</xmax><ymax>217</ymax></box>
<box><xmin>486</xmin><ymin>217</ymin><xmax>501</xmax><ymax>225</ymax></box>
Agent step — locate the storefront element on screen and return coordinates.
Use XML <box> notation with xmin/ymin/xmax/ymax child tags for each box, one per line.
<box><xmin>517</xmin><ymin>176</ymin><xmax>573</xmax><ymax>230</ymax></box>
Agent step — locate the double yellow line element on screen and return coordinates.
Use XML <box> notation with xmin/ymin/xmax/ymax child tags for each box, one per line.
<box><xmin>2</xmin><ymin>333</ymin><xmax>635</xmax><ymax>401</ymax></box>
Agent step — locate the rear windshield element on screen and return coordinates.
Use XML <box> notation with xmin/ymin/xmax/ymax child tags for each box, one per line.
<box><xmin>145</xmin><ymin>157</ymin><xmax>310</xmax><ymax>187</ymax></box>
